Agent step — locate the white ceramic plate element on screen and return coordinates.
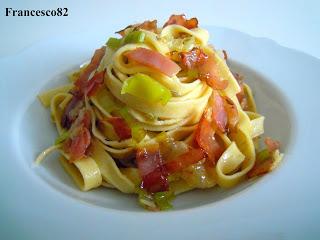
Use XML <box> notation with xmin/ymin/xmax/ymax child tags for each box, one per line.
<box><xmin>1</xmin><ymin>26</ymin><xmax>319</xmax><ymax>239</ymax></box>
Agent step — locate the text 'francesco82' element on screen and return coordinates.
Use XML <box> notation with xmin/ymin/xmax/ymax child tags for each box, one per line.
<box><xmin>5</xmin><ymin>8</ymin><xmax>68</xmax><ymax>17</ymax></box>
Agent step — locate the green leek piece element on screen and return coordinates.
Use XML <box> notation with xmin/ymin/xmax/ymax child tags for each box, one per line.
<box><xmin>187</xmin><ymin>69</ymin><xmax>199</xmax><ymax>79</ymax></box>
<box><xmin>154</xmin><ymin>191</ymin><xmax>175</xmax><ymax>211</ymax></box>
<box><xmin>122</xmin><ymin>31</ymin><xmax>145</xmax><ymax>44</ymax></box>
<box><xmin>55</xmin><ymin>131</ymin><xmax>69</xmax><ymax>145</ymax></box>
<box><xmin>106</xmin><ymin>31</ymin><xmax>145</xmax><ymax>51</ymax></box>
<box><xmin>256</xmin><ymin>149</ymin><xmax>270</xmax><ymax>162</ymax></box>
<box><xmin>137</xmin><ymin>188</ymin><xmax>175</xmax><ymax>211</ymax></box>
<box><xmin>118</xmin><ymin>107</ymin><xmax>134</xmax><ymax>124</ymax></box>
<box><xmin>117</xmin><ymin>107</ymin><xmax>146</xmax><ymax>142</ymax></box>
<box><xmin>155</xmin><ymin>132</ymin><xmax>168</xmax><ymax>143</ymax></box>
<box><xmin>106</xmin><ymin>37</ymin><xmax>122</xmax><ymax>50</ymax></box>
<box><xmin>121</xmin><ymin>73</ymin><xmax>172</xmax><ymax>105</ymax></box>
<box><xmin>137</xmin><ymin>188</ymin><xmax>157</xmax><ymax>210</ymax></box>
<box><xmin>167</xmin><ymin>173</ymin><xmax>180</xmax><ymax>182</ymax></box>
<box><xmin>131</xmin><ymin>125</ymin><xmax>146</xmax><ymax>142</ymax></box>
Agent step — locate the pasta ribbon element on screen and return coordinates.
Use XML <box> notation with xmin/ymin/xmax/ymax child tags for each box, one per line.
<box><xmin>38</xmin><ymin>84</ymin><xmax>73</xmax><ymax>107</ymax></box>
<box><xmin>59</xmin><ymin>156</ymin><xmax>102</xmax><ymax>191</ymax></box>
<box><xmin>90</xmin><ymin>139</ymin><xmax>136</xmax><ymax>193</ymax></box>
<box><xmin>35</xmin><ymin>16</ymin><xmax>283</xmax><ymax>210</ymax></box>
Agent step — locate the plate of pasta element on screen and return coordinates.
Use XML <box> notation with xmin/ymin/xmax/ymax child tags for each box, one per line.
<box><xmin>1</xmin><ymin>14</ymin><xmax>319</xmax><ymax>239</ymax></box>
<box><xmin>33</xmin><ymin>14</ymin><xmax>285</xmax><ymax>211</ymax></box>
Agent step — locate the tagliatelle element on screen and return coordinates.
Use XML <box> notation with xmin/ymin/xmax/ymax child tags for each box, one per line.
<box><xmin>38</xmin><ymin>84</ymin><xmax>73</xmax><ymax>107</ymax></box>
<box><xmin>59</xmin><ymin>155</ymin><xmax>102</xmax><ymax>191</ymax></box>
<box><xmin>36</xmin><ymin>15</ymin><xmax>283</xmax><ymax>211</ymax></box>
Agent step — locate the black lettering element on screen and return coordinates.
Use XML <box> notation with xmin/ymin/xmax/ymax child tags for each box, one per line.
<box><xmin>57</xmin><ymin>8</ymin><xmax>62</xmax><ymax>16</ymax></box>
<box><xmin>6</xmin><ymin>8</ymin><xmax>12</xmax><ymax>16</ymax></box>
<box><xmin>23</xmin><ymin>10</ymin><xmax>29</xmax><ymax>16</ymax></box>
<box><xmin>63</xmin><ymin>8</ymin><xmax>68</xmax><ymax>16</ymax></box>
<box><xmin>5</xmin><ymin>7</ymin><xmax>69</xmax><ymax>17</ymax></box>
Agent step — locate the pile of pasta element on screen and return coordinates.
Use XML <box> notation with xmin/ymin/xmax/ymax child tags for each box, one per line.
<box><xmin>37</xmin><ymin>15</ymin><xmax>283</xmax><ymax>210</ymax></box>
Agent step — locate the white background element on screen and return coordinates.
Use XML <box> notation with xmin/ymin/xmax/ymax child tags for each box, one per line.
<box><xmin>0</xmin><ymin>0</ymin><xmax>319</xmax><ymax>59</ymax></box>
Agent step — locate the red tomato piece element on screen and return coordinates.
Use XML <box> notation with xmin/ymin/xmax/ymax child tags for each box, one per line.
<box><xmin>136</xmin><ymin>145</ymin><xmax>168</xmax><ymax>193</ymax></box>
<box><xmin>179</xmin><ymin>48</ymin><xmax>208</xmax><ymax>69</ymax></box>
<box><xmin>137</xmin><ymin>20</ymin><xmax>158</xmax><ymax>32</ymax></box>
<box><xmin>194</xmin><ymin>116</ymin><xmax>224</xmax><ymax>165</ymax></box>
<box><xmin>64</xmin><ymin>109</ymin><xmax>92</xmax><ymax>162</ymax></box>
<box><xmin>223</xmin><ymin>96</ymin><xmax>239</xmax><ymax>129</ymax></box>
<box><xmin>164</xmin><ymin>147</ymin><xmax>205</xmax><ymax>173</ymax></box>
<box><xmin>247</xmin><ymin>158</ymin><xmax>274</xmax><ymax>178</ymax></box>
<box><xmin>237</xmin><ymin>89</ymin><xmax>248</xmax><ymax>110</ymax></box>
<box><xmin>198</xmin><ymin>55</ymin><xmax>229</xmax><ymax>90</ymax></box>
<box><xmin>136</xmin><ymin>146</ymin><xmax>161</xmax><ymax>176</ymax></box>
<box><xmin>81</xmin><ymin>110</ymin><xmax>91</xmax><ymax>129</ymax></box>
<box><xmin>61</xmin><ymin>95</ymin><xmax>82</xmax><ymax>129</ymax></box>
<box><xmin>68</xmin><ymin>127</ymin><xmax>91</xmax><ymax>162</ymax></box>
<box><xmin>106</xmin><ymin>117</ymin><xmax>132</xmax><ymax>140</ymax></box>
<box><xmin>209</xmin><ymin>91</ymin><xmax>228</xmax><ymax>133</ymax></box>
<box><xmin>264</xmin><ymin>137</ymin><xmax>280</xmax><ymax>152</ymax></box>
<box><xmin>233</xmin><ymin>72</ymin><xmax>249</xmax><ymax>110</ymax></box>
<box><xmin>116</xmin><ymin>20</ymin><xmax>158</xmax><ymax>36</ymax></box>
<box><xmin>141</xmin><ymin>168</ymin><xmax>169</xmax><ymax>193</ymax></box>
<box><xmin>86</xmin><ymin>70</ymin><xmax>106</xmax><ymax>96</ymax></box>
<box><xmin>74</xmin><ymin>46</ymin><xmax>106</xmax><ymax>96</ymax></box>
<box><xmin>126</xmin><ymin>48</ymin><xmax>181</xmax><ymax>77</ymax></box>
<box><xmin>163</xmin><ymin>14</ymin><xmax>198</xmax><ymax>29</ymax></box>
